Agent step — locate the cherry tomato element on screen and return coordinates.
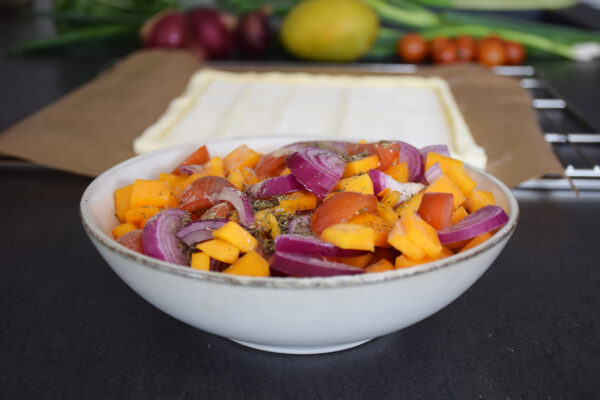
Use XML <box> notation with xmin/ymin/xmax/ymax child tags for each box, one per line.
<box><xmin>417</xmin><ymin>192</ymin><xmax>453</xmax><ymax>230</ymax></box>
<box><xmin>171</xmin><ymin>145</ymin><xmax>210</xmax><ymax>175</ymax></box>
<box><xmin>432</xmin><ymin>40</ymin><xmax>457</xmax><ymax>64</ymax></box>
<box><xmin>255</xmin><ymin>148</ymin><xmax>291</xmax><ymax>179</ymax></box>
<box><xmin>430</xmin><ymin>36</ymin><xmax>451</xmax><ymax>56</ymax></box>
<box><xmin>179</xmin><ymin>176</ymin><xmax>235</xmax><ymax>213</ymax></box>
<box><xmin>311</xmin><ymin>192</ymin><xmax>378</xmax><ymax>235</ymax></box>
<box><xmin>477</xmin><ymin>38</ymin><xmax>507</xmax><ymax>67</ymax></box>
<box><xmin>201</xmin><ymin>201</ymin><xmax>234</xmax><ymax>219</ymax></box>
<box><xmin>455</xmin><ymin>35</ymin><xmax>476</xmax><ymax>62</ymax></box>
<box><xmin>374</xmin><ymin>142</ymin><xmax>400</xmax><ymax>171</ymax></box>
<box><xmin>117</xmin><ymin>230</ymin><xmax>144</xmax><ymax>253</ymax></box>
<box><xmin>397</xmin><ymin>33</ymin><xmax>427</xmax><ymax>64</ymax></box>
<box><xmin>505</xmin><ymin>41</ymin><xmax>526</xmax><ymax>65</ymax></box>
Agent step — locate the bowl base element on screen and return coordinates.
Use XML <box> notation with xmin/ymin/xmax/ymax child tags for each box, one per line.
<box><xmin>231</xmin><ymin>338</ymin><xmax>372</xmax><ymax>355</ymax></box>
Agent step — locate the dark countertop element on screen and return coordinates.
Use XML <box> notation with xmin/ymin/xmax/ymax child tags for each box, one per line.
<box><xmin>1</xmin><ymin>8</ymin><xmax>599</xmax><ymax>400</ymax></box>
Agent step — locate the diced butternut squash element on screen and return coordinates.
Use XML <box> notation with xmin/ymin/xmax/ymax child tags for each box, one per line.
<box><xmin>124</xmin><ymin>206</ymin><xmax>161</xmax><ymax>228</ymax></box>
<box><xmin>401</xmin><ymin>213</ymin><xmax>443</xmax><ymax>259</ymax></box>
<box><xmin>395</xmin><ymin>246</ymin><xmax>453</xmax><ymax>268</ymax></box>
<box><xmin>114</xmin><ymin>184</ymin><xmax>133</xmax><ymax>223</ymax></box>
<box><xmin>223</xmin><ymin>145</ymin><xmax>261</xmax><ymax>174</ymax></box>
<box><xmin>112</xmin><ymin>222</ymin><xmax>137</xmax><ymax>239</ymax></box>
<box><xmin>223</xmin><ymin>250</ymin><xmax>270</xmax><ymax>277</ymax></box>
<box><xmin>336</xmin><ymin>174</ymin><xmax>374</xmax><ymax>195</ymax></box>
<box><xmin>464</xmin><ymin>190</ymin><xmax>495</xmax><ymax>213</ymax></box>
<box><xmin>451</xmin><ymin>206</ymin><xmax>469</xmax><ymax>225</ymax></box>
<box><xmin>425</xmin><ymin>152</ymin><xmax>463</xmax><ymax>174</ymax></box>
<box><xmin>227</xmin><ymin>169</ymin><xmax>245</xmax><ymax>191</ymax></box>
<box><xmin>396</xmin><ymin>192</ymin><xmax>423</xmax><ymax>217</ymax></box>
<box><xmin>240</xmin><ymin>167</ymin><xmax>260</xmax><ymax>186</ymax></box>
<box><xmin>321</xmin><ymin>223</ymin><xmax>375</xmax><ymax>252</ymax></box>
<box><xmin>459</xmin><ymin>232</ymin><xmax>493</xmax><ymax>253</ymax></box>
<box><xmin>336</xmin><ymin>253</ymin><xmax>373</xmax><ymax>268</ymax></box>
<box><xmin>387</xmin><ymin>220</ymin><xmax>426</xmax><ymax>261</ymax></box>
<box><xmin>278</xmin><ymin>191</ymin><xmax>318</xmax><ymax>212</ymax></box>
<box><xmin>365</xmin><ymin>259</ymin><xmax>394</xmax><ymax>273</ymax></box>
<box><xmin>130</xmin><ymin>179</ymin><xmax>172</xmax><ymax>209</ymax></box>
<box><xmin>446</xmin><ymin>165</ymin><xmax>477</xmax><ymax>197</ymax></box>
<box><xmin>343</xmin><ymin>154</ymin><xmax>380</xmax><ymax>178</ymax></box>
<box><xmin>212</xmin><ymin>221</ymin><xmax>258</xmax><ymax>253</ymax></box>
<box><xmin>197</xmin><ymin>239</ymin><xmax>239</xmax><ymax>264</ymax></box>
<box><xmin>190</xmin><ymin>252</ymin><xmax>210</xmax><ymax>271</ymax></box>
<box><xmin>348</xmin><ymin>212</ymin><xmax>391</xmax><ymax>247</ymax></box>
<box><xmin>384</xmin><ymin>162</ymin><xmax>409</xmax><ymax>183</ymax></box>
<box><xmin>424</xmin><ymin>174</ymin><xmax>465</xmax><ymax>209</ymax></box>
<box><xmin>377</xmin><ymin>202</ymin><xmax>399</xmax><ymax>224</ymax></box>
<box><xmin>204</xmin><ymin>157</ymin><xmax>225</xmax><ymax>178</ymax></box>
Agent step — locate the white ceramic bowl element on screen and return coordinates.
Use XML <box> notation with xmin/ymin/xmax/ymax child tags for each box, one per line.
<box><xmin>80</xmin><ymin>136</ymin><xmax>519</xmax><ymax>355</ymax></box>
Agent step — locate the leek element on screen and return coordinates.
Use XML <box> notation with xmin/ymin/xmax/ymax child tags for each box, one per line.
<box><xmin>414</xmin><ymin>0</ymin><xmax>576</xmax><ymax>10</ymax></box>
<box><xmin>359</xmin><ymin>0</ymin><xmax>441</xmax><ymax>28</ymax></box>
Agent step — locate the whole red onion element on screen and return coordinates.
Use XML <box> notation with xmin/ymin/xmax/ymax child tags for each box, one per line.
<box><xmin>140</xmin><ymin>11</ymin><xmax>189</xmax><ymax>49</ymax></box>
<box><xmin>186</xmin><ymin>8</ymin><xmax>235</xmax><ymax>59</ymax></box>
<box><xmin>235</xmin><ymin>7</ymin><xmax>271</xmax><ymax>57</ymax></box>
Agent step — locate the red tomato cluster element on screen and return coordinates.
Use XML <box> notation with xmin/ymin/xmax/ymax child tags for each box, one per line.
<box><xmin>396</xmin><ymin>33</ymin><xmax>526</xmax><ymax>67</ymax></box>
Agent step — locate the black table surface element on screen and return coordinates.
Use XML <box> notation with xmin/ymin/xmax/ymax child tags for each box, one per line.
<box><xmin>2</xmin><ymin>9</ymin><xmax>600</xmax><ymax>400</ymax></box>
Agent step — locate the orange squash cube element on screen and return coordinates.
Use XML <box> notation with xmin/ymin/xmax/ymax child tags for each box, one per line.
<box><xmin>446</xmin><ymin>165</ymin><xmax>477</xmax><ymax>197</ymax></box>
<box><xmin>451</xmin><ymin>206</ymin><xmax>469</xmax><ymax>225</ymax></box>
<box><xmin>212</xmin><ymin>221</ymin><xmax>258</xmax><ymax>253</ymax></box>
<box><xmin>337</xmin><ymin>253</ymin><xmax>373</xmax><ymax>268</ymax></box>
<box><xmin>401</xmin><ymin>213</ymin><xmax>443</xmax><ymax>259</ymax></box>
<box><xmin>223</xmin><ymin>145</ymin><xmax>261</xmax><ymax>174</ymax></box>
<box><xmin>278</xmin><ymin>191</ymin><xmax>318</xmax><ymax>213</ymax></box>
<box><xmin>384</xmin><ymin>162</ymin><xmax>409</xmax><ymax>183</ymax></box>
<box><xmin>114</xmin><ymin>184</ymin><xmax>133</xmax><ymax>223</ymax></box>
<box><xmin>124</xmin><ymin>206</ymin><xmax>162</xmax><ymax>228</ymax></box>
<box><xmin>464</xmin><ymin>190</ymin><xmax>495</xmax><ymax>213</ymax></box>
<box><xmin>197</xmin><ymin>239</ymin><xmax>239</xmax><ymax>264</ymax></box>
<box><xmin>336</xmin><ymin>174</ymin><xmax>374</xmax><ymax>195</ymax></box>
<box><xmin>425</xmin><ymin>152</ymin><xmax>463</xmax><ymax>174</ymax></box>
<box><xmin>424</xmin><ymin>174</ymin><xmax>466</xmax><ymax>209</ymax></box>
<box><xmin>396</xmin><ymin>192</ymin><xmax>423</xmax><ymax>217</ymax></box>
<box><xmin>387</xmin><ymin>219</ymin><xmax>426</xmax><ymax>260</ymax></box>
<box><xmin>365</xmin><ymin>258</ymin><xmax>394</xmax><ymax>273</ymax></box>
<box><xmin>190</xmin><ymin>252</ymin><xmax>211</xmax><ymax>271</ymax></box>
<box><xmin>348</xmin><ymin>212</ymin><xmax>391</xmax><ymax>247</ymax></box>
<box><xmin>343</xmin><ymin>154</ymin><xmax>380</xmax><ymax>178</ymax></box>
<box><xmin>112</xmin><ymin>222</ymin><xmax>137</xmax><ymax>239</ymax></box>
<box><xmin>223</xmin><ymin>250</ymin><xmax>270</xmax><ymax>277</ymax></box>
<box><xmin>130</xmin><ymin>179</ymin><xmax>172</xmax><ymax>209</ymax></box>
<box><xmin>321</xmin><ymin>223</ymin><xmax>375</xmax><ymax>252</ymax></box>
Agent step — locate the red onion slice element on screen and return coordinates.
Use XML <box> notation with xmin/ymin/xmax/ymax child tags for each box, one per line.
<box><xmin>287</xmin><ymin>146</ymin><xmax>345</xmax><ymax>200</ymax></box>
<box><xmin>176</xmin><ymin>218</ymin><xmax>229</xmax><ymax>246</ymax></box>
<box><xmin>397</xmin><ymin>141</ymin><xmax>424</xmax><ymax>182</ymax></box>
<box><xmin>275</xmin><ymin>234</ymin><xmax>367</xmax><ymax>258</ymax></box>
<box><xmin>246</xmin><ymin>174</ymin><xmax>304</xmax><ymax>199</ymax></box>
<box><xmin>425</xmin><ymin>162</ymin><xmax>443</xmax><ymax>184</ymax></box>
<box><xmin>437</xmin><ymin>205</ymin><xmax>509</xmax><ymax>245</ymax></box>
<box><xmin>368</xmin><ymin>169</ymin><xmax>425</xmax><ymax>206</ymax></box>
<box><xmin>284</xmin><ymin>141</ymin><xmax>351</xmax><ymax>156</ymax></box>
<box><xmin>419</xmin><ymin>144</ymin><xmax>450</xmax><ymax>158</ymax></box>
<box><xmin>178</xmin><ymin>164</ymin><xmax>203</xmax><ymax>175</ymax></box>
<box><xmin>209</xmin><ymin>188</ymin><xmax>255</xmax><ymax>228</ymax></box>
<box><xmin>271</xmin><ymin>251</ymin><xmax>364</xmax><ymax>277</ymax></box>
<box><xmin>142</xmin><ymin>209</ymin><xmax>190</xmax><ymax>266</ymax></box>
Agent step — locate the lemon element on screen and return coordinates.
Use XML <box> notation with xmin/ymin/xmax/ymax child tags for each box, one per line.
<box><xmin>280</xmin><ymin>0</ymin><xmax>379</xmax><ymax>62</ymax></box>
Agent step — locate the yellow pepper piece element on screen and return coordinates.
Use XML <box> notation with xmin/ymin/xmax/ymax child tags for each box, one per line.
<box><xmin>223</xmin><ymin>250</ymin><xmax>270</xmax><ymax>277</ymax></box>
<box><xmin>336</xmin><ymin>174</ymin><xmax>374</xmax><ymax>195</ymax></box>
<box><xmin>190</xmin><ymin>252</ymin><xmax>210</xmax><ymax>271</ymax></box>
<box><xmin>387</xmin><ymin>219</ymin><xmax>426</xmax><ymax>261</ymax></box>
<box><xmin>464</xmin><ymin>190</ymin><xmax>495</xmax><ymax>213</ymax></box>
<box><xmin>446</xmin><ymin>165</ymin><xmax>477</xmax><ymax>197</ymax></box>
<box><xmin>130</xmin><ymin>179</ymin><xmax>172</xmax><ymax>209</ymax></box>
<box><xmin>112</xmin><ymin>222</ymin><xmax>137</xmax><ymax>239</ymax></box>
<box><xmin>197</xmin><ymin>239</ymin><xmax>239</xmax><ymax>264</ymax></box>
<box><xmin>424</xmin><ymin>174</ymin><xmax>466</xmax><ymax>209</ymax></box>
<box><xmin>212</xmin><ymin>221</ymin><xmax>259</xmax><ymax>253</ymax></box>
<box><xmin>401</xmin><ymin>212</ymin><xmax>443</xmax><ymax>259</ymax></box>
<box><xmin>278</xmin><ymin>191</ymin><xmax>318</xmax><ymax>212</ymax></box>
<box><xmin>384</xmin><ymin>162</ymin><xmax>409</xmax><ymax>183</ymax></box>
<box><xmin>124</xmin><ymin>206</ymin><xmax>162</xmax><ymax>228</ymax></box>
<box><xmin>425</xmin><ymin>152</ymin><xmax>463</xmax><ymax>174</ymax></box>
<box><xmin>114</xmin><ymin>184</ymin><xmax>133</xmax><ymax>223</ymax></box>
<box><xmin>321</xmin><ymin>223</ymin><xmax>375</xmax><ymax>252</ymax></box>
<box><xmin>343</xmin><ymin>154</ymin><xmax>380</xmax><ymax>178</ymax></box>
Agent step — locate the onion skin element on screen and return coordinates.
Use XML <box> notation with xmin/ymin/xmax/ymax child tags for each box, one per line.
<box><xmin>235</xmin><ymin>6</ymin><xmax>271</xmax><ymax>57</ymax></box>
<box><xmin>275</xmin><ymin>234</ymin><xmax>367</xmax><ymax>258</ymax></box>
<box><xmin>424</xmin><ymin>162</ymin><xmax>443</xmax><ymax>184</ymax></box>
<box><xmin>419</xmin><ymin>144</ymin><xmax>450</xmax><ymax>159</ymax></box>
<box><xmin>186</xmin><ymin>8</ymin><xmax>235</xmax><ymax>59</ymax></box>
<box><xmin>246</xmin><ymin>174</ymin><xmax>304</xmax><ymax>199</ymax></box>
<box><xmin>176</xmin><ymin>219</ymin><xmax>229</xmax><ymax>246</ymax></box>
<box><xmin>209</xmin><ymin>188</ymin><xmax>255</xmax><ymax>228</ymax></box>
<box><xmin>397</xmin><ymin>141</ymin><xmax>424</xmax><ymax>183</ymax></box>
<box><xmin>287</xmin><ymin>146</ymin><xmax>345</xmax><ymax>200</ymax></box>
<box><xmin>142</xmin><ymin>209</ymin><xmax>190</xmax><ymax>266</ymax></box>
<box><xmin>141</xmin><ymin>11</ymin><xmax>189</xmax><ymax>49</ymax></box>
<box><xmin>368</xmin><ymin>169</ymin><xmax>425</xmax><ymax>206</ymax></box>
<box><xmin>271</xmin><ymin>251</ymin><xmax>364</xmax><ymax>277</ymax></box>
<box><xmin>437</xmin><ymin>205</ymin><xmax>509</xmax><ymax>245</ymax></box>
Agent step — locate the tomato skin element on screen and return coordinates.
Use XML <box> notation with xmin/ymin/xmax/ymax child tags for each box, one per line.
<box><xmin>430</xmin><ymin>37</ymin><xmax>451</xmax><ymax>56</ymax></box>
<box><xmin>201</xmin><ymin>201</ymin><xmax>234</xmax><ymax>219</ymax></box>
<box><xmin>374</xmin><ymin>142</ymin><xmax>400</xmax><ymax>171</ymax></box>
<box><xmin>179</xmin><ymin>176</ymin><xmax>236</xmax><ymax>213</ymax></box>
<box><xmin>311</xmin><ymin>192</ymin><xmax>378</xmax><ymax>235</ymax></box>
<box><xmin>477</xmin><ymin>38</ymin><xmax>507</xmax><ymax>67</ymax></box>
<box><xmin>117</xmin><ymin>229</ymin><xmax>144</xmax><ymax>254</ymax></box>
<box><xmin>255</xmin><ymin>148</ymin><xmax>291</xmax><ymax>179</ymax></box>
<box><xmin>172</xmin><ymin>145</ymin><xmax>210</xmax><ymax>175</ymax></box>
<box><xmin>455</xmin><ymin>35</ymin><xmax>476</xmax><ymax>62</ymax></box>
<box><xmin>432</xmin><ymin>40</ymin><xmax>457</xmax><ymax>64</ymax></box>
<box><xmin>505</xmin><ymin>41</ymin><xmax>526</xmax><ymax>65</ymax></box>
<box><xmin>397</xmin><ymin>33</ymin><xmax>427</xmax><ymax>64</ymax></box>
<box><xmin>417</xmin><ymin>192</ymin><xmax>454</xmax><ymax>231</ymax></box>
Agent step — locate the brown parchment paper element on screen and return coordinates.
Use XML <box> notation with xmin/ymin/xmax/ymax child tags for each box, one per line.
<box><xmin>0</xmin><ymin>49</ymin><xmax>563</xmax><ymax>187</ymax></box>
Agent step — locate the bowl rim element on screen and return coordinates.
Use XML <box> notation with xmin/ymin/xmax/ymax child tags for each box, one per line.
<box><xmin>80</xmin><ymin>137</ymin><xmax>519</xmax><ymax>290</ymax></box>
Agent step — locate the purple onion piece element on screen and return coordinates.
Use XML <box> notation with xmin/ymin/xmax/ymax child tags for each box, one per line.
<box><xmin>419</xmin><ymin>144</ymin><xmax>450</xmax><ymax>159</ymax></box>
<box><xmin>142</xmin><ymin>209</ymin><xmax>190</xmax><ymax>266</ymax></box>
<box><xmin>246</xmin><ymin>174</ymin><xmax>304</xmax><ymax>199</ymax></box>
<box><xmin>437</xmin><ymin>205</ymin><xmax>509</xmax><ymax>245</ymax></box>
<box><xmin>397</xmin><ymin>141</ymin><xmax>424</xmax><ymax>183</ymax></box>
<box><xmin>275</xmin><ymin>234</ymin><xmax>367</xmax><ymax>258</ymax></box>
<box><xmin>367</xmin><ymin>169</ymin><xmax>425</xmax><ymax>206</ymax></box>
<box><xmin>283</xmin><ymin>141</ymin><xmax>351</xmax><ymax>156</ymax></box>
<box><xmin>271</xmin><ymin>251</ymin><xmax>364</xmax><ymax>277</ymax></box>
<box><xmin>210</xmin><ymin>257</ymin><xmax>230</xmax><ymax>272</ymax></box>
<box><xmin>287</xmin><ymin>146</ymin><xmax>345</xmax><ymax>200</ymax></box>
<box><xmin>209</xmin><ymin>188</ymin><xmax>255</xmax><ymax>228</ymax></box>
<box><xmin>178</xmin><ymin>164</ymin><xmax>203</xmax><ymax>175</ymax></box>
<box><xmin>287</xmin><ymin>214</ymin><xmax>313</xmax><ymax>236</ymax></box>
<box><xmin>425</xmin><ymin>162</ymin><xmax>443</xmax><ymax>184</ymax></box>
<box><xmin>176</xmin><ymin>218</ymin><xmax>229</xmax><ymax>246</ymax></box>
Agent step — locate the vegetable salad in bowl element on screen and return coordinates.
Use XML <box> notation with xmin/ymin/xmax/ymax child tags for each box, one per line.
<box><xmin>110</xmin><ymin>139</ymin><xmax>509</xmax><ymax>277</ymax></box>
